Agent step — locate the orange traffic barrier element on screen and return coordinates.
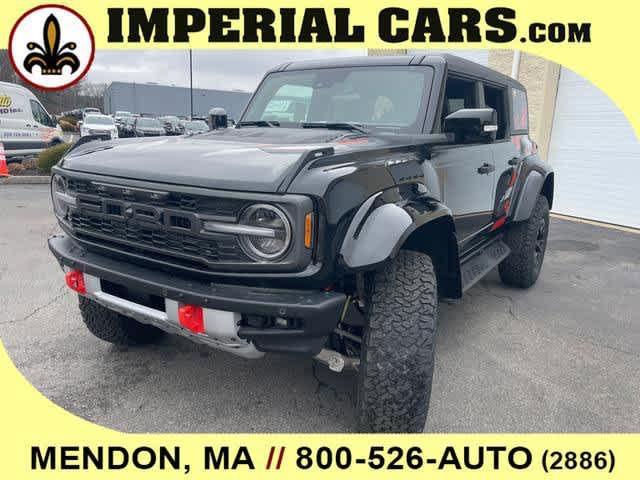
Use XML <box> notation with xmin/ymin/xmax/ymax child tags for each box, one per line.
<box><xmin>0</xmin><ymin>142</ymin><xmax>9</xmax><ymax>177</ymax></box>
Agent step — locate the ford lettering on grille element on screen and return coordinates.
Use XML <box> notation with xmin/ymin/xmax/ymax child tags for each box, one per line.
<box><xmin>77</xmin><ymin>195</ymin><xmax>198</xmax><ymax>234</ymax></box>
<box><xmin>66</xmin><ymin>179</ymin><xmax>249</xmax><ymax>268</ymax></box>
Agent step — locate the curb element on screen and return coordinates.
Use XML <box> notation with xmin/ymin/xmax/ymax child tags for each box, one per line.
<box><xmin>550</xmin><ymin>213</ymin><xmax>639</xmax><ymax>235</ymax></box>
<box><xmin>1</xmin><ymin>175</ymin><xmax>50</xmax><ymax>185</ymax></box>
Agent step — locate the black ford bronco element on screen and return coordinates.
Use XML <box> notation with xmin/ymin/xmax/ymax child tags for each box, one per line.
<box><xmin>48</xmin><ymin>54</ymin><xmax>553</xmax><ymax>433</ymax></box>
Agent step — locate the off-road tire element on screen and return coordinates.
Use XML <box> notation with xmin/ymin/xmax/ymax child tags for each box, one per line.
<box><xmin>357</xmin><ymin>250</ymin><xmax>438</xmax><ymax>433</ymax></box>
<box><xmin>499</xmin><ymin>195</ymin><xmax>550</xmax><ymax>288</ymax></box>
<box><xmin>78</xmin><ymin>296</ymin><xmax>165</xmax><ymax>345</ymax></box>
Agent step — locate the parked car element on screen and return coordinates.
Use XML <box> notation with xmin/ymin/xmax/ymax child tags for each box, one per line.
<box><xmin>183</xmin><ymin>120</ymin><xmax>209</xmax><ymax>135</ymax></box>
<box><xmin>114</xmin><ymin>111</ymin><xmax>132</xmax><ymax>122</ymax></box>
<box><xmin>158</xmin><ymin>115</ymin><xmax>184</xmax><ymax>135</ymax></box>
<box><xmin>79</xmin><ymin>114</ymin><xmax>118</xmax><ymax>139</ymax></box>
<box><xmin>0</xmin><ymin>81</ymin><xmax>64</xmax><ymax>158</ymax></box>
<box><xmin>82</xmin><ymin>107</ymin><xmax>101</xmax><ymax>119</ymax></box>
<box><xmin>116</xmin><ymin>117</ymin><xmax>136</xmax><ymax>138</ymax></box>
<box><xmin>132</xmin><ymin>117</ymin><xmax>165</xmax><ymax>137</ymax></box>
<box><xmin>48</xmin><ymin>55</ymin><xmax>553</xmax><ymax>433</ymax></box>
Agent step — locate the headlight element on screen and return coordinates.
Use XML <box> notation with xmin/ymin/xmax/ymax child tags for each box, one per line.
<box><xmin>238</xmin><ymin>204</ymin><xmax>292</xmax><ymax>260</ymax></box>
<box><xmin>51</xmin><ymin>174</ymin><xmax>76</xmax><ymax>218</ymax></box>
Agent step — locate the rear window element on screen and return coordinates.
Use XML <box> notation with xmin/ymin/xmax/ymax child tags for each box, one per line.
<box><xmin>187</xmin><ymin>120</ymin><xmax>208</xmax><ymax>130</ymax></box>
<box><xmin>85</xmin><ymin>116</ymin><xmax>114</xmax><ymax>125</ymax></box>
<box><xmin>138</xmin><ymin>118</ymin><xmax>161</xmax><ymax>127</ymax></box>
<box><xmin>511</xmin><ymin>88</ymin><xmax>528</xmax><ymax>132</ymax></box>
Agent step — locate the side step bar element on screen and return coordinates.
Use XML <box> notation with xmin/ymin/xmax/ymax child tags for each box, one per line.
<box><xmin>460</xmin><ymin>238</ymin><xmax>511</xmax><ymax>292</ymax></box>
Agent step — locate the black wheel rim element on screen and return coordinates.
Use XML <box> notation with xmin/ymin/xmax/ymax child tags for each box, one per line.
<box><xmin>533</xmin><ymin>216</ymin><xmax>548</xmax><ymax>268</ymax></box>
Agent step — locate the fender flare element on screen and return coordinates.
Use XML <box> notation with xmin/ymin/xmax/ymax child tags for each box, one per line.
<box><xmin>511</xmin><ymin>171</ymin><xmax>543</xmax><ymax>222</ymax></box>
<box><xmin>509</xmin><ymin>151</ymin><xmax>554</xmax><ymax>223</ymax></box>
<box><xmin>339</xmin><ymin>192</ymin><xmax>455</xmax><ymax>270</ymax></box>
<box><xmin>511</xmin><ymin>169</ymin><xmax>555</xmax><ymax>222</ymax></box>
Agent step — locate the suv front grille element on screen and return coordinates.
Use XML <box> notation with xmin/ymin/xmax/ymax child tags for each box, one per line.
<box><xmin>69</xmin><ymin>212</ymin><xmax>246</xmax><ymax>263</ymax></box>
<box><xmin>66</xmin><ymin>178</ymin><xmax>243</xmax><ymax>216</ymax></box>
<box><xmin>65</xmin><ymin>178</ymin><xmax>252</xmax><ymax>269</ymax></box>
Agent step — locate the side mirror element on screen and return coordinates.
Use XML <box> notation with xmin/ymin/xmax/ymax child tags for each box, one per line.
<box><xmin>209</xmin><ymin>107</ymin><xmax>228</xmax><ymax>130</ymax></box>
<box><xmin>444</xmin><ymin>108</ymin><xmax>498</xmax><ymax>143</ymax></box>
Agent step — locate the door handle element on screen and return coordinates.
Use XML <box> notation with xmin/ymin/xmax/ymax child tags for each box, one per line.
<box><xmin>477</xmin><ymin>163</ymin><xmax>495</xmax><ymax>175</ymax></box>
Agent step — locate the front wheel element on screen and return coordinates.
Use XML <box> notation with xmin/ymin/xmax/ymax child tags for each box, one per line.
<box><xmin>499</xmin><ymin>195</ymin><xmax>550</xmax><ymax>288</ymax></box>
<box><xmin>357</xmin><ymin>250</ymin><xmax>438</xmax><ymax>433</ymax></box>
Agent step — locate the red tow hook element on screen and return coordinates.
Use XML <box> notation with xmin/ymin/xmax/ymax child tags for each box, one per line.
<box><xmin>65</xmin><ymin>270</ymin><xmax>86</xmax><ymax>294</ymax></box>
<box><xmin>178</xmin><ymin>304</ymin><xmax>205</xmax><ymax>334</ymax></box>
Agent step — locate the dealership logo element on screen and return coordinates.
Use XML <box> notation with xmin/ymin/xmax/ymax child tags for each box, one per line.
<box><xmin>0</xmin><ymin>95</ymin><xmax>12</xmax><ymax>108</ymax></box>
<box><xmin>8</xmin><ymin>5</ymin><xmax>95</xmax><ymax>91</ymax></box>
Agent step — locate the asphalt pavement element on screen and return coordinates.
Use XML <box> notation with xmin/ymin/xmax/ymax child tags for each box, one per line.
<box><xmin>1</xmin><ymin>184</ymin><xmax>639</xmax><ymax>432</ymax></box>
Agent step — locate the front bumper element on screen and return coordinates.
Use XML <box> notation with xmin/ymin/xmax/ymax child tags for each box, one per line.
<box><xmin>49</xmin><ymin>234</ymin><xmax>346</xmax><ymax>356</ymax></box>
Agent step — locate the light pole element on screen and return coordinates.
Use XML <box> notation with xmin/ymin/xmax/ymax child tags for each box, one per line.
<box><xmin>189</xmin><ymin>49</ymin><xmax>193</xmax><ymax>120</ymax></box>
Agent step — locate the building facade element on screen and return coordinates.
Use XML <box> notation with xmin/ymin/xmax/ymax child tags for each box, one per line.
<box><xmin>103</xmin><ymin>82</ymin><xmax>252</xmax><ymax>121</ymax></box>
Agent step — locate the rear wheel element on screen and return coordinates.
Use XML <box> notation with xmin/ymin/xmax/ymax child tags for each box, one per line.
<box><xmin>499</xmin><ymin>195</ymin><xmax>550</xmax><ymax>288</ymax></box>
<box><xmin>357</xmin><ymin>250</ymin><xmax>437</xmax><ymax>433</ymax></box>
<box><xmin>79</xmin><ymin>296</ymin><xmax>165</xmax><ymax>345</ymax></box>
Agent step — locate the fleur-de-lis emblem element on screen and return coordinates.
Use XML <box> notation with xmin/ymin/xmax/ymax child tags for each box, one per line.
<box><xmin>23</xmin><ymin>14</ymin><xmax>80</xmax><ymax>76</ymax></box>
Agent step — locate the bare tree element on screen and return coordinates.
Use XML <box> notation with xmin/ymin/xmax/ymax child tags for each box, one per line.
<box><xmin>0</xmin><ymin>49</ymin><xmax>105</xmax><ymax>115</ymax></box>
<box><xmin>0</xmin><ymin>49</ymin><xmax>19</xmax><ymax>83</ymax></box>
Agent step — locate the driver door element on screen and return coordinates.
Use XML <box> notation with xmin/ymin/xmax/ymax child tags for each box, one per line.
<box><xmin>430</xmin><ymin>76</ymin><xmax>495</xmax><ymax>246</ymax></box>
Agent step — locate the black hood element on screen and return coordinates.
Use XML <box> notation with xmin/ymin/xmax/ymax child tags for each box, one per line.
<box><xmin>60</xmin><ymin>128</ymin><xmax>362</xmax><ymax>192</ymax></box>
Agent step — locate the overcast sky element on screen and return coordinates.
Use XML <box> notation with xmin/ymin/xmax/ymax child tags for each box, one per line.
<box><xmin>88</xmin><ymin>50</ymin><xmax>366</xmax><ymax>92</ymax></box>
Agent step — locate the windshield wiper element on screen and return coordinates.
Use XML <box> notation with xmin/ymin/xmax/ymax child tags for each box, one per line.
<box><xmin>300</xmin><ymin>122</ymin><xmax>370</xmax><ymax>135</ymax></box>
<box><xmin>237</xmin><ymin>120</ymin><xmax>280</xmax><ymax>128</ymax></box>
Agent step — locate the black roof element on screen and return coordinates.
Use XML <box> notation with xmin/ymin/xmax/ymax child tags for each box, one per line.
<box><xmin>270</xmin><ymin>53</ymin><xmax>525</xmax><ymax>90</ymax></box>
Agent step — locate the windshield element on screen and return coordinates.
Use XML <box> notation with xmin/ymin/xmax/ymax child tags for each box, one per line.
<box><xmin>138</xmin><ymin>118</ymin><xmax>161</xmax><ymax>128</ymax></box>
<box><xmin>85</xmin><ymin>116</ymin><xmax>113</xmax><ymax>125</ymax></box>
<box><xmin>242</xmin><ymin>66</ymin><xmax>433</xmax><ymax>132</ymax></box>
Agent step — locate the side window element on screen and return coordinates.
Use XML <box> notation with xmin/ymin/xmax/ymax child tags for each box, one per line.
<box><xmin>441</xmin><ymin>76</ymin><xmax>477</xmax><ymax>125</ymax></box>
<box><xmin>30</xmin><ymin>100</ymin><xmax>53</xmax><ymax>127</ymax></box>
<box><xmin>483</xmin><ymin>84</ymin><xmax>507</xmax><ymax>139</ymax></box>
<box><xmin>511</xmin><ymin>88</ymin><xmax>529</xmax><ymax>132</ymax></box>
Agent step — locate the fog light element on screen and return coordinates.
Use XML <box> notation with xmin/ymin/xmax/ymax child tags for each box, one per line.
<box><xmin>65</xmin><ymin>270</ymin><xmax>86</xmax><ymax>294</ymax></box>
<box><xmin>178</xmin><ymin>304</ymin><xmax>205</xmax><ymax>334</ymax></box>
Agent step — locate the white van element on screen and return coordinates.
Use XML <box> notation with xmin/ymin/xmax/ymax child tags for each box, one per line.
<box><xmin>0</xmin><ymin>81</ymin><xmax>64</xmax><ymax>158</ymax></box>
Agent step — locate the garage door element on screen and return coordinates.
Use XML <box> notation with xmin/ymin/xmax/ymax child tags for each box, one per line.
<box><xmin>547</xmin><ymin>68</ymin><xmax>640</xmax><ymax>228</ymax></box>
